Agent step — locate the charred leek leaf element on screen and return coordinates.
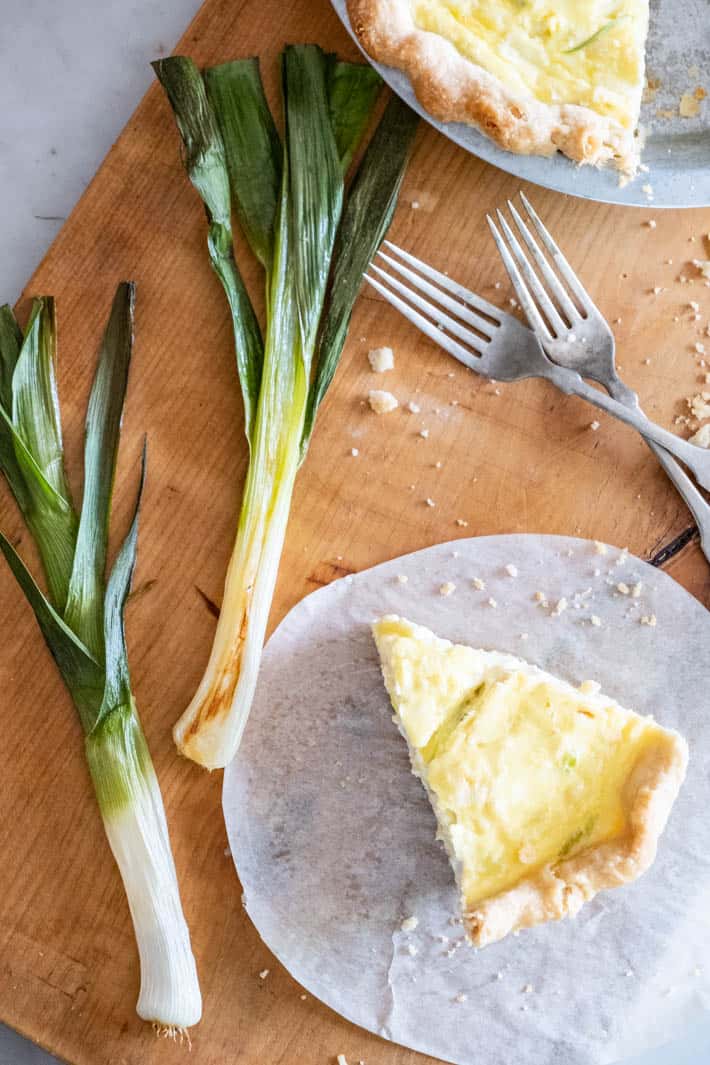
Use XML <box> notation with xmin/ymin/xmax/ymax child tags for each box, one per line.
<box><xmin>0</xmin><ymin>284</ymin><xmax>201</xmax><ymax>1031</ymax></box>
<box><xmin>156</xmin><ymin>46</ymin><xmax>417</xmax><ymax>769</ymax></box>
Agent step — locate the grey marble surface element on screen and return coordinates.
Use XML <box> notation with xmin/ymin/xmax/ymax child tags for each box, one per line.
<box><xmin>0</xmin><ymin>3</ymin><xmax>200</xmax><ymax>1063</ymax></box>
<box><xmin>1</xmin><ymin>2</ymin><xmax>709</xmax><ymax>1064</ymax></box>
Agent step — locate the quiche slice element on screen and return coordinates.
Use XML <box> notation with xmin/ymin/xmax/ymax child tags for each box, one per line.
<box><xmin>348</xmin><ymin>0</ymin><xmax>650</xmax><ymax>171</ymax></box>
<box><xmin>372</xmin><ymin>615</ymin><xmax>688</xmax><ymax>946</ymax></box>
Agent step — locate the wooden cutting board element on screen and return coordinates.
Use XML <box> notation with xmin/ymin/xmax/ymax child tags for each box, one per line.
<box><xmin>1</xmin><ymin>1</ymin><xmax>708</xmax><ymax>1063</ymax></box>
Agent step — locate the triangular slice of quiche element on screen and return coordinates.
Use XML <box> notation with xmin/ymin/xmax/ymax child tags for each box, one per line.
<box><xmin>349</xmin><ymin>0</ymin><xmax>650</xmax><ymax>171</ymax></box>
<box><xmin>372</xmin><ymin>615</ymin><xmax>687</xmax><ymax>946</ymax></box>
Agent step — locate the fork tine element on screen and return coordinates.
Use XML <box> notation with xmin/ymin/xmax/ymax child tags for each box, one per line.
<box><xmin>383</xmin><ymin>240</ymin><xmax>504</xmax><ymax>321</ymax></box>
<box><xmin>486</xmin><ymin>215</ymin><xmax>553</xmax><ymax>342</ymax></box>
<box><xmin>519</xmin><ymin>191</ymin><xmax>595</xmax><ymax>312</ymax></box>
<box><xmin>376</xmin><ymin>250</ymin><xmax>496</xmax><ymax>339</ymax></box>
<box><xmin>363</xmin><ymin>273</ymin><xmax>485</xmax><ymax>372</ymax></box>
<box><xmin>369</xmin><ymin>263</ymin><xmax>488</xmax><ymax>353</ymax></box>
<box><xmin>495</xmin><ymin>209</ymin><xmax>568</xmax><ymax>336</ymax></box>
<box><xmin>506</xmin><ymin>200</ymin><xmax>581</xmax><ymax>324</ymax></box>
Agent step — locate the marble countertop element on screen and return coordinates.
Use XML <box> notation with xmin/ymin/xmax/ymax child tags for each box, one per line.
<box><xmin>0</xmin><ymin>2</ymin><xmax>708</xmax><ymax>1064</ymax></box>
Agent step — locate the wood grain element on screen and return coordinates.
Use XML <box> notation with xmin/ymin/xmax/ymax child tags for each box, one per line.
<box><xmin>1</xmin><ymin>1</ymin><xmax>708</xmax><ymax>1063</ymax></box>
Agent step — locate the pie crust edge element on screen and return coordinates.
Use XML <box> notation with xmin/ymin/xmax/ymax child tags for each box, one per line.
<box><xmin>347</xmin><ymin>0</ymin><xmax>641</xmax><ymax>170</ymax></box>
<box><xmin>464</xmin><ymin>731</ymin><xmax>688</xmax><ymax>946</ymax></box>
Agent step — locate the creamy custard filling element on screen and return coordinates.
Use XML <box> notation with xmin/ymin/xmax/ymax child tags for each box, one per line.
<box><xmin>420</xmin><ymin>671</ymin><xmax>666</xmax><ymax>905</ymax></box>
<box><xmin>411</xmin><ymin>0</ymin><xmax>648</xmax><ymax>126</ymax></box>
<box><xmin>373</xmin><ymin>615</ymin><xmax>673</xmax><ymax>910</ymax></box>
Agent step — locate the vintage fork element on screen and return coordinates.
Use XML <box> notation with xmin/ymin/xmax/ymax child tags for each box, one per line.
<box><xmin>364</xmin><ymin>245</ymin><xmax>710</xmax><ymax>492</ymax></box>
<box><xmin>489</xmin><ymin>191</ymin><xmax>710</xmax><ymax>558</ymax></box>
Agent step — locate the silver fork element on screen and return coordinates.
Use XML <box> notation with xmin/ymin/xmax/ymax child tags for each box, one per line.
<box><xmin>489</xmin><ymin>191</ymin><xmax>710</xmax><ymax>558</ymax></box>
<box><xmin>364</xmin><ymin>245</ymin><xmax>710</xmax><ymax>492</ymax></box>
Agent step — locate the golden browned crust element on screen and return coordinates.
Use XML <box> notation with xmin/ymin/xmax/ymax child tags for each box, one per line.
<box><xmin>464</xmin><ymin>731</ymin><xmax>688</xmax><ymax>947</ymax></box>
<box><xmin>347</xmin><ymin>0</ymin><xmax>641</xmax><ymax>170</ymax></box>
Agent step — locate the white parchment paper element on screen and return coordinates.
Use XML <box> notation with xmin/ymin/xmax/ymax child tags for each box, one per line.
<box><xmin>223</xmin><ymin>535</ymin><xmax>710</xmax><ymax>1065</ymax></box>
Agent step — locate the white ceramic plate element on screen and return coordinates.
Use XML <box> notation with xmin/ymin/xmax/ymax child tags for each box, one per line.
<box><xmin>331</xmin><ymin>0</ymin><xmax>710</xmax><ymax>208</ymax></box>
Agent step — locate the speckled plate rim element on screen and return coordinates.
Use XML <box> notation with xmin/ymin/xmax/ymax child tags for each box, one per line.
<box><xmin>331</xmin><ymin>0</ymin><xmax>710</xmax><ymax>209</ymax></box>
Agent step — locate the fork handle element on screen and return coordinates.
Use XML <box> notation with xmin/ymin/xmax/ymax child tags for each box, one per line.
<box><xmin>606</xmin><ymin>380</ymin><xmax>710</xmax><ymax>561</ymax></box>
<box><xmin>549</xmin><ymin>368</ymin><xmax>710</xmax><ymax>492</ymax></box>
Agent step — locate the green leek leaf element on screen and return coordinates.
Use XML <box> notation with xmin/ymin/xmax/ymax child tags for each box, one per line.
<box><xmin>327</xmin><ymin>59</ymin><xmax>382</xmax><ymax>174</ymax></box>
<box><xmin>0</xmin><ymin>304</ymin><xmax>22</xmax><ymax>409</ymax></box>
<box><xmin>303</xmin><ymin>95</ymin><xmax>419</xmax><ymax>450</ymax></box>
<box><xmin>0</xmin><ymin>531</ymin><xmax>103</xmax><ymax>731</ymax></box>
<box><xmin>282</xmin><ymin>45</ymin><xmax>343</xmax><ymax>359</ymax></box>
<box><xmin>9</xmin><ymin>297</ymin><xmax>78</xmax><ymax>607</ymax></box>
<box><xmin>12</xmin><ymin>299</ymin><xmax>73</xmax><ymax>504</ymax></box>
<box><xmin>153</xmin><ymin>56</ymin><xmax>263</xmax><ymax>443</ymax></box>
<box><xmin>97</xmin><ymin>439</ymin><xmax>147</xmax><ymax>726</ymax></box>
<box><xmin>64</xmin><ymin>283</ymin><xmax>135</xmax><ymax>660</ymax></box>
<box><xmin>0</xmin><ymin>307</ymin><xmax>30</xmax><ymax>512</ymax></box>
<box><xmin>204</xmin><ymin>59</ymin><xmax>282</xmax><ymax>274</ymax></box>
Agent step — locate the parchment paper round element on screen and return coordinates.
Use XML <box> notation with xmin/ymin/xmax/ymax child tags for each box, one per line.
<box><xmin>223</xmin><ymin>535</ymin><xmax>710</xmax><ymax>1065</ymax></box>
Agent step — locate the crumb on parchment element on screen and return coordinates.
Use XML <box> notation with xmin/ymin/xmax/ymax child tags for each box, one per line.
<box><xmin>401</xmin><ymin>915</ymin><xmax>419</xmax><ymax>932</ymax></box>
<box><xmin>439</xmin><ymin>582</ymin><xmax>456</xmax><ymax>597</ymax></box>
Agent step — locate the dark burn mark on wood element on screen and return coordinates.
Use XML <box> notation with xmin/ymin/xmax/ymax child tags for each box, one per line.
<box><xmin>307</xmin><ymin>560</ymin><xmax>355</xmax><ymax>587</ymax></box>
<box><xmin>195</xmin><ymin>585</ymin><xmax>220</xmax><ymax>618</ymax></box>
<box><xmin>127</xmin><ymin>578</ymin><xmax>157</xmax><ymax>602</ymax></box>
<box><xmin>648</xmin><ymin>524</ymin><xmax>698</xmax><ymax>568</ymax></box>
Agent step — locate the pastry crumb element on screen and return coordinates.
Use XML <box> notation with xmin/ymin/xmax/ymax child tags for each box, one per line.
<box><xmin>504</xmin><ymin>563</ymin><xmax>519</xmax><ymax>577</ymax></box>
<box><xmin>589</xmin><ymin>420</ymin><xmax>600</xmax><ymax>431</ymax></box>
<box><xmin>396</xmin><ymin>574</ymin><xmax>408</xmax><ymax>584</ymax></box>
<box><xmin>640</xmin><ymin>614</ymin><xmax>657</xmax><ymax>627</ymax></box>
<box><xmin>406</xmin><ymin>943</ymin><xmax>418</xmax><ymax>956</ymax></box>
<box><xmin>631</xmin><ymin>582</ymin><xmax>643</xmax><ymax>598</ymax></box>
<box><xmin>590</xmin><ymin>615</ymin><xmax>602</xmax><ymax>627</ymax></box>
<box><xmin>454</xmin><ymin>993</ymin><xmax>468</xmax><ymax>1004</ymax></box>
<box><xmin>551</xmin><ymin>597</ymin><xmax>568</xmax><ymax>617</ymax></box>
<box><xmin>418</xmin><ymin>428</ymin><xmax>430</xmax><ymax>439</ymax></box>
<box><xmin>522</xmin><ymin>984</ymin><xmax>534</xmax><ymax>994</ymax></box>
<box><xmin>368</xmin><ymin>389</ymin><xmax>398</xmax><ymax>414</ymax></box>
<box><xmin>401</xmin><ymin>915</ymin><xmax>419</xmax><ymax>932</ymax></box>
<box><xmin>407</xmin><ymin>400</ymin><xmax>421</xmax><ymax>414</ymax></box>
<box><xmin>259</xmin><ymin>969</ymin><xmax>270</xmax><ymax>979</ymax></box>
<box><xmin>455</xmin><ymin>518</ymin><xmax>468</xmax><ymax>527</ymax></box>
<box><xmin>689</xmin><ymin>423</ymin><xmax>710</xmax><ymax>448</ymax></box>
<box><xmin>534</xmin><ymin>590</ymin><xmax>547</xmax><ymax>603</ymax></box>
<box><xmin>645</xmin><ymin>219</ymin><xmax>657</xmax><ymax>229</ymax></box>
<box><xmin>367</xmin><ymin>346</ymin><xmax>394</xmax><ymax>373</ymax></box>
<box><xmin>439</xmin><ymin>581</ymin><xmax>456</xmax><ymax>597</ymax></box>
<box><xmin>616</xmin><ymin>582</ymin><xmax>630</xmax><ymax>595</ymax></box>
<box><xmin>350</xmin><ymin>447</ymin><xmax>359</xmax><ymax>457</ymax></box>
<box><xmin>487</xmin><ymin>597</ymin><xmax>498</xmax><ymax>608</ymax></box>
<box><xmin>688</xmin><ymin>393</ymin><xmax>710</xmax><ymax>420</ymax></box>
<box><xmin>594</xmin><ymin>541</ymin><xmax>608</xmax><ymax>555</ymax></box>
<box><xmin>680</xmin><ymin>93</ymin><xmax>701</xmax><ymax>118</ymax></box>
<box><xmin>472</xmin><ymin>577</ymin><xmax>486</xmax><ymax>591</ymax></box>
<box><xmin>425</xmin><ymin>497</ymin><xmax>436</xmax><ymax>508</ymax></box>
